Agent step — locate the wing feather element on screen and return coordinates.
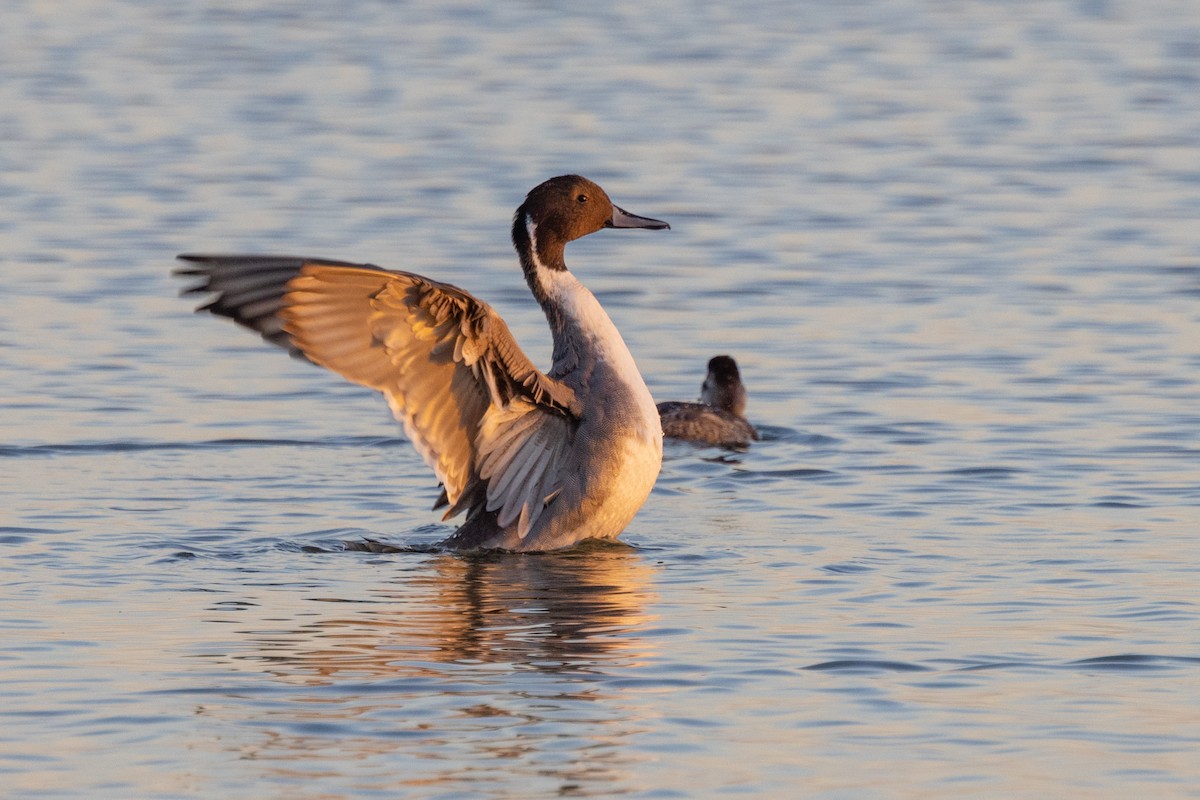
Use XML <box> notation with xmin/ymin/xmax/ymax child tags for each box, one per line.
<box><xmin>475</xmin><ymin>398</ymin><xmax>573</xmax><ymax>537</ymax></box>
<box><xmin>176</xmin><ymin>254</ymin><xmax>579</xmax><ymax>531</ymax></box>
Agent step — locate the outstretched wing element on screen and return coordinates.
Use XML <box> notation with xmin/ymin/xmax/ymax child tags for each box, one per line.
<box><xmin>177</xmin><ymin>254</ymin><xmax>579</xmax><ymax>536</ymax></box>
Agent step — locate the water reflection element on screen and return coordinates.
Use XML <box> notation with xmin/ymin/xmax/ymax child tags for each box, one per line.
<box><xmin>190</xmin><ymin>546</ymin><xmax>660</xmax><ymax>794</ymax></box>
<box><xmin>225</xmin><ymin>545</ymin><xmax>658</xmax><ymax>683</ymax></box>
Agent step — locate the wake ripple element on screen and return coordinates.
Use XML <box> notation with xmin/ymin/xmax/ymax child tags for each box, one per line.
<box><xmin>805</xmin><ymin>654</ymin><xmax>1200</xmax><ymax>674</ymax></box>
<box><xmin>0</xmin><ymin>436</ymin><xmax>406</xmax><ymax>458</ymax></box>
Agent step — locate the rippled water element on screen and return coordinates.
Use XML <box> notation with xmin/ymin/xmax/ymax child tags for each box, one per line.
<box><xmin>3</xmin><ymin>1</ymin><xmax>1200</xmax><ymax>797</ymax></box>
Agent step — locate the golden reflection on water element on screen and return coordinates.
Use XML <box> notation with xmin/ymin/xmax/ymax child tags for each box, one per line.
<box><xmin>224</xmin><ymin>545</ymin><xmax>658</xmax><ymax>684</ymax></box>
<box><xmin>189</xmin><ymin>546</ymin><xmax>660</xmax><ymax>793</ymax></box>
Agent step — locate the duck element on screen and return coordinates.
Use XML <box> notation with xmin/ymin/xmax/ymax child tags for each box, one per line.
<box><xmin>176</xmin><ymin>175</ymin><xmax>670</xmax><ymax>552</ymax></box>
<box><xmin>657</xmin><ymin>355</ymin><xmax>758</xmax><ymax>448</ymax></box>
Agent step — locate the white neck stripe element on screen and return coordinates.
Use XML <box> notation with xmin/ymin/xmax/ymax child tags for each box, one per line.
<box><xmin>524</xmin><ymin>214</ymin><xmax>546</xmax><ymax>272</ymax></box>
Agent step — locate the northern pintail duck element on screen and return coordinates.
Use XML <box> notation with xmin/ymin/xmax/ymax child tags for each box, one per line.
<box><xmin>657</xmin><ymin>355</ymin><xmax>758</xmax><ymax>448</ymax></box>
<box><xmin>177</xmin><ymin>175</ymin><xmax>669</xmax><ymax>551</ymax></box>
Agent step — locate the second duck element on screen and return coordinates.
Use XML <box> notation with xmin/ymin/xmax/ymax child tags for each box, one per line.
<box><xmin>658</xmin><ymin>355</ymin><xmax>758</xmax><ymax>448</ymax></box>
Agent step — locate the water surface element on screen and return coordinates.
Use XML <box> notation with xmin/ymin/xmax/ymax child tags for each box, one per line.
<box><xmin>3</xmin><ymin>1</ymin><xmax>1199</xmax><ymax>797</ymax></box>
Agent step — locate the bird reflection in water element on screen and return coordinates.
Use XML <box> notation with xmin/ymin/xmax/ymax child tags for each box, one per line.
<box><xmin>223</xmin><ymin>542</ymin><xmax>658</xmax><ymax>683</ymax></box>
<box><xmin>199</xmin><ymin>545</ymin><xmax>660</xmax><ymax>792</ymax></box>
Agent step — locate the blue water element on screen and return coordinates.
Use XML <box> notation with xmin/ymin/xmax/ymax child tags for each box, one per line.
<box><xmin>3</xmin><ymin>1</ymin><xmax>1200</xmax><ymax>797</ymax></box>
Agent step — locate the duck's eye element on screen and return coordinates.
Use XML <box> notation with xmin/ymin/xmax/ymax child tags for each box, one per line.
<box><xmin>576</xmin><ymin>193</ymin><xmax>588</xmax><ymax>204</ymax></box>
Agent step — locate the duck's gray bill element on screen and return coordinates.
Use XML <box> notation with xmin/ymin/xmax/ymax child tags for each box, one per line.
<box><xmin>608</xmin><ymin>204</ymin><xmax>670</xmax><ymax>230</ymax></box>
